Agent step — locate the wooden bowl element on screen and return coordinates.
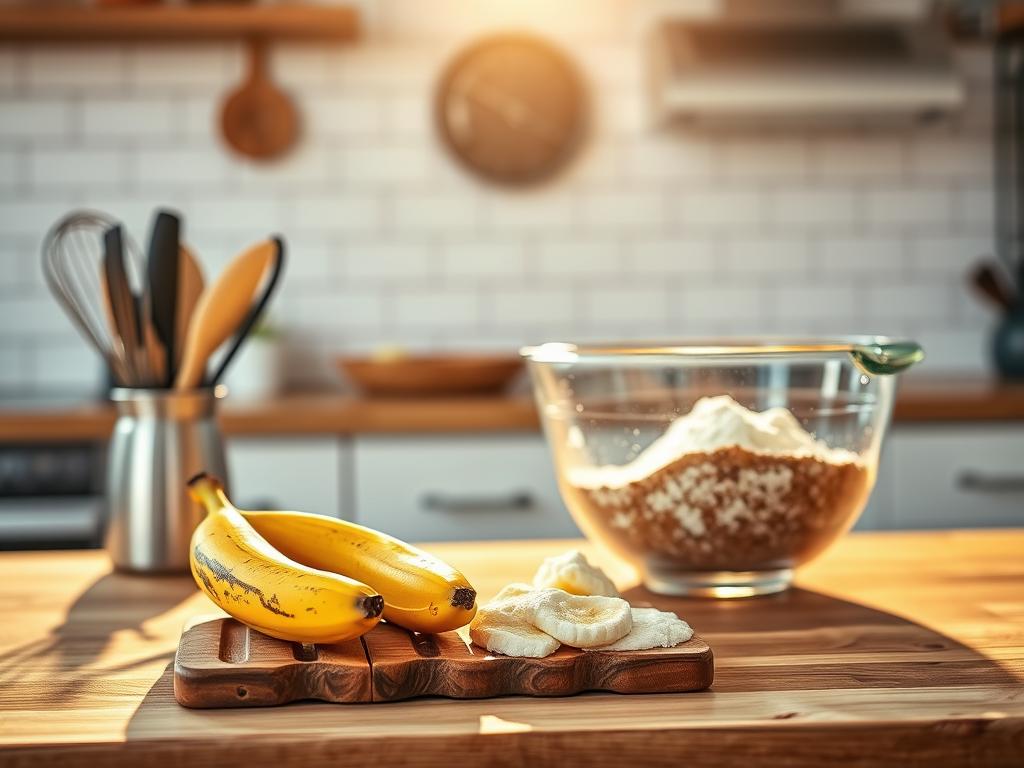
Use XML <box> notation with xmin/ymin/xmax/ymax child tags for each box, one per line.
<box><xmin>338</xmin><ymin>354</ymin><xmax>524</xmax><ymax>397</ymax></box>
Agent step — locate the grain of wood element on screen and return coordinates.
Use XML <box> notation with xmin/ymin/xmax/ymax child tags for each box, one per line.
<box><xmin>0</xmin><ymin>531</ymin><xmax>1022</xmax><ymax>766</ymax></box>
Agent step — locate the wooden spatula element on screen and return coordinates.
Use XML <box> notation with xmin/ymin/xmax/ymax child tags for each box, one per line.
<box><xmin>174</xmin><ymin>244</ymin><xmax>205</xmax><ymax>373</ymax></box>
<box><xmin>174</xmin><ymin>240</ymin><xmax>276</xmax><ymax>390</ymax></box>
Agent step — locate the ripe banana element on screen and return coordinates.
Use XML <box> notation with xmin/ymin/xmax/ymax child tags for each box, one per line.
<box><xmin>242</xmin><ymin>510</ymin><xmax>477</xmax><ymax>634</ymax></box>
<box><xmin>187</xmin><ymin>474</ymin><xmax>384</xmax><ymax>644</ymax></box>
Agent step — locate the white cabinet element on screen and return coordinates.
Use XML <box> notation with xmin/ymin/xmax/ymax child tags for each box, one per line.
<box><xmin>353</xmin><ymin>435</ymin><xmax>581</xmax><ymax>542</ymax></box>
<box><xmin>226</xmin><ymin>437</ymin><xmax>348</xmax><ymax>518</ymax></box>
<box><xmin>882</xmin><ymin>426</ymin><xmax>1024</xmax><ymax>530</ymax></box>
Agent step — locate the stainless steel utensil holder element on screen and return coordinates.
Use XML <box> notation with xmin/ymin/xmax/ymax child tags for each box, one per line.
<box><xmin>105</xmin><ymin>388</ymin><xmax>228</xmax><ymax>573</ymax></box>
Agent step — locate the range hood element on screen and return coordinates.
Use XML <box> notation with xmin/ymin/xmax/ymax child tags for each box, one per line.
<box><xmin>648</xmin><ymin>0</ymin><xmax>964</xmax><ymax>127</ymax></box>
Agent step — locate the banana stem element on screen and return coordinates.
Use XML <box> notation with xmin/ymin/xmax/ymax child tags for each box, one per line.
<box><xmin>187</xmin><ymin>473</ymin><xmax>233</xmax><ymax>514</ymax></box>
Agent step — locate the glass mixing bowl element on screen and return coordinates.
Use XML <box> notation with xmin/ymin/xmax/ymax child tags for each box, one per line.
<box><xmin>524</xmin><ymin>338</ymin><xmax>923</xmax><ymax>597</ymax></box>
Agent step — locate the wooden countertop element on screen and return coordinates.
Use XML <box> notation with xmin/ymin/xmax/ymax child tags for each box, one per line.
<box><xmin>1</xmin><ymin>375</ymin><xmax>1023</xmax><ymax>443</ymax></box>
<box><xmin>0</xmin><ymin>531</ymin><xmax>1022</xmax><ymax>766</ymax></box>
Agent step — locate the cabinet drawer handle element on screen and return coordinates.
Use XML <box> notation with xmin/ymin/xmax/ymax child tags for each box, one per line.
<box><xmin>956</xmin><ymin>471</ymin><xmax>1024</xmax><ymax>494</ymax></box>
<box><xmin>421</xmin><ymin>491</ymin><xmax>535</xmax><ymax>513</ymax></box>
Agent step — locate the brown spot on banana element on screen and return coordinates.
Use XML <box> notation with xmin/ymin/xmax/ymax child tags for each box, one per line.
<box><xmin>192</xmin><ymin>545</ymin><xmax>296</xmax><ymax>618</ymax></box>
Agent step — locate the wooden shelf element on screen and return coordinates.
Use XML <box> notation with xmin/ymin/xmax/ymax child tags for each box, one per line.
<box><xmin>0</xmin><ymin>4</ymin><xmax>359</xmax><ymax>43</ymax></box>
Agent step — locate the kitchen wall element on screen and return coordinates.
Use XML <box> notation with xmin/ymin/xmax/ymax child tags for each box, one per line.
<box><xmin>0</xmin><ymin>0</ymin><xmax>996</xmax><ymax>391</ymax></box>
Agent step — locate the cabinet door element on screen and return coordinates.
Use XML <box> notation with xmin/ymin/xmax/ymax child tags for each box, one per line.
<box><xmin>353</xmin><ymin>435</ymin><xmax>581</xmax><ymax>542</ymax></box>
<box><xmin>226</xmin><ymin>438</ymin><xmax>347</xmax><ymax>518</ymax></box>
<box><xmin>886</xmin><ymin>426</ymin><xmax>1024</xmax><ymax>529</ymax></box>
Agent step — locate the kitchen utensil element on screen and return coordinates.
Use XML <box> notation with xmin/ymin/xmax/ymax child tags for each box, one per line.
<box><xmin>42</xmin><ymin>210</ymin><xmax>132</xmax><ymax>385</ymax></box>
<box><xmin>105</xmin><ymin>388</ymin><xmax>228</xmax><ymax>573</ymax></box>
<box><xmin>174</xmin><ymin>243</ymin><xmax>205</xmax><ymax>373</ymax></box>
<box><xmin>207</xmin><ymin>236</ymin><xmax>285</xmax><ymax>387</ymax></box>
<box><xmin>174</xmin><ymin>617</ymin><xmax>713</xmax><ymax>708</ymax></box>
<box><xmin>146</xmin><ymin>210</ymin><xmax>180</xmax><ymax>386</ymax></box>
<box><xmin>339</xmin><ymin>353</ymin><xmax>524</xmax><ymax>397</ymax></box>
<box><xmin>524</xmin><ymin>337</ymin><xmax>923</xmax><ymax>597</ymax></box>
<box><xmin>174</xmin><ymin>240</ymin><xmax>277</xmax><ymax>390</ymax></box>
<box><xmin>103</xmin><ymin>224</ymin><xmax>146</xmax><ymax>385</ymax></box>
<box><xmin>220</xmin><ymin>40</ymin><xmax>299</xmax><ymax>161</ymax></box>
<box><xmin>969</xmin><ymin>260</ymin><xmax>1017</xmax><ymax>313</ymax></box>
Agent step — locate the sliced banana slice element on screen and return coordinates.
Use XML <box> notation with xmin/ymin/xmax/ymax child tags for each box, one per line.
<box><xmin>469</xmin><ymin>593</ymin><xmax>560</xmax><ymax>658</ymax></box>
<box><xmin>492</xmin><ymin>582</ymin><xmax>534</xmax><ymax>602</ymax></box>
<box><xmin>525</xmin><ymin>588</ymin><xmax>632</xmax><ymax>648</ymax></box>
<box><xmin>585</xmin><ymin>607</ymin><xmax>693</xmax><ymax>652</ymax></box>
<box><xmin>532</xmin><ymin>550</ymin><xmax>619</xmax><ymax>597</ymax></box>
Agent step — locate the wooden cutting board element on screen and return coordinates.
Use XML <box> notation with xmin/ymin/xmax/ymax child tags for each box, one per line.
<box><xmin>173</xmin><ymin>617</ymin><xmax>714</xmax><ymax>708</ymax></box>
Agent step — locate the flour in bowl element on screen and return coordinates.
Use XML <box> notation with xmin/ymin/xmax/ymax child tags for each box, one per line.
<box><xmin>565</xmin><ymin>396</ymin><xmax>871</xmax><ymax>571</ymax></box>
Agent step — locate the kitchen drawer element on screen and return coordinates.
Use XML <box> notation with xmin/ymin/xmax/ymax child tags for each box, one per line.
<box><xmin>226</xmin><ymin>437</ymin><xmax>348</xmax><ymax>518</ymax></box>
<box><xmin>353</xmin><ymin>435</ymin><xmax>581</xmax><ymax>542</ymax></box>
<box><xmin>885</xmin><ymin>426</ymin><xmax>1024</xmax><ymax>530</ymax></box>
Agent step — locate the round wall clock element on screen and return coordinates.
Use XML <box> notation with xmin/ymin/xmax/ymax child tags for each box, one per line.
<box><xmin>435</xmin><ymin>33</ymin><xmax>588</xmax><ymax>186</ymax></box>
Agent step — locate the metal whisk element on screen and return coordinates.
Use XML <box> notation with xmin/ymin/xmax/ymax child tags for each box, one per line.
<box><xmin>41</xmin><ymin>210</ymin><xmax>151</xmax><ymax>387</ymax></box>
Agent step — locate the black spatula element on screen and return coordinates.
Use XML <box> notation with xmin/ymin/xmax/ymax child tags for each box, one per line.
<box><xmin>146</xmin><ymin>210</ymin><xmax>180</xmax><ymax>386</ymax></box>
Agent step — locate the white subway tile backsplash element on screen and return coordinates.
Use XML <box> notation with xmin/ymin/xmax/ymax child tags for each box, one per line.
<box><xmin>627</xmin><ymin>238</ymin><xmax>716</xmax><ymax>274</ymax></box>
<box><xmin>772</xmin><ymin>284</ymin><xmax>860</xmax><ymax>322</ymax></box>
<box><xmin>441</xmin><ymin>240</ymin><xmax>525</xmax><ymax>279</ymax></box>
<box><xmin>0</xmin><ymin>197</ymin><xmax>79</xmax><ymax>238</ymax></box>
<box><xmin>537</xmin><ymin>239</ymin><xmax>620</xmax><ymax>277</ymax></box>
<box><xmin>391</xmin><ymin>290</ymin><xmax>479</xmax><ymax>328</ymax></box>
<box><xmin>29</xmin><ymin>148</ymin><xmax>126</xmax><ymax>189</ymax></box>
<box><xmin>770</xmin><ymin>188</ymin><xmax>858</xmax><ymax>228</ymax></box>
<box><xmin>720</xmin><ymin>139</ymin><xmax>808</xmax><ymax>179</ymax></box>
<box><xmin>345</xmin><ymin>241</ymin><xmax>432</xmax><ymax>281</ymax></box>
<box><xmin>620</xmin><ymin>136</ymin><xmax>714</xmax><ymax>180</ymax></box>
<box><xmin>394</xmin><ymin>192</ymin><xmax>479</xmax><ymax>233</ymax></box>
<box><xmin>0</xmin><ymin>50</ymin><xmax>18</xmax><ymax>93</ymax></box>
<box><xmin>813</xmin><ymin>138</ymin><xmax>905</xmax><ymax>179</ymax></box>
<box><xmin>865</xmin><ymin>187</ymin><xmax>955</xmax><ymax>229</ymax></box>
<box><xmin>381</xmin><ymin>94</ymin><xmax>432</xmax><ymax>139</ymax></box>
<box><xmin>81</xmin><ymin>99</ymin><xmax>177</xmax><ymax>140</ymax></box>
<box><xmin>486</xmin><ymin>194</ymin><xmax>575</xmax><ymax>233</ymax></box>
<box><xmin>0</xmin><ymin>149</ymin><xmax>20</xmax><ymax>192</ymax></box>
<box><xmin>292</xmin><ymin>194</ymin><xmax>383</xmax><ymax>234</ymax></box>
<box><xmin>134</xmin><ymin>147</ymin><xmax>231</xmax><ymax>186</ymax></box>
<box><xmin>30</xmin><ymin>339</ymin><xmax>105</xmax><ymax>390</ymax></box>
<box><xmin>582</xmin><ymin>286</ymin><xmax>669</xmax><ymax>328</ymax></box>
<box><xmin>185</xmin><ymin>195</ymin><xmax>289</xmax><ymax>238</ymax></box>
<box><xmin>0</xmin><ymin>100</ymin><xmax>74</xmax><ymax>139</ymax></box>
<box><xmin>289</xmin><ymin>288</ymin><xmax>384</xmax><ymax>331</ymax></box>
<box><xmin>26</xmin><ymin>47</ymin><xmax>126</xmax><ymax>91</ymax></box>
<box><xmin>129</xmin><ymin>45</ymin><xmax>238</xmax><ymax>90</ymax></box>
<box><xmin>343</xmin><ymin>145</ymin><xmax>430</xmax><ymax>184</ymax></box>
<box><xmin>579</xmin><ymin>191</ymin><xmax>665</xmax><ymax>232</ymax></box>
<box><xmin>725</xmin><ymin>237</ymin><xmax>809</xmax><ymax>274</ymax></box>
<box><xmin>0</xmin><ymin>20</ymin><xmax>999</xmax><ymax>385</ymax></box>
<box><xmin>305</xmin><ymin>95</ymin><xmax>384</xmax><ymax>140</ymax></box>
<box><xmin>489</xmin><ymin>289</ymin><xmax>576</xmax><ymax>327</ymax></box>
<box><xmin>818</xmin><ymin>236</ymin><xmax>906</xmax><ymax>273</ymax></box>
<box><xmin>908</xmin><ymin>138</ymin><xmax>992</xmax><ymax>178</ymax></box>
<box><xmin>677</xmin><ymin>188</ymin><xmax>763</xmax><ymax>229</ymax></box>
<box><xmin>678</xmin><ymin>284</ymin><xmax>764</xmax><ymax>323</ymax></box>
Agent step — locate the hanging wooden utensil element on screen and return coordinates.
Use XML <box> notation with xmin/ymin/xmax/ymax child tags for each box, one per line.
<box><xmin>220</xmin><ymin>40</ymin><xmax>299</xmax><ymax>161</ymax></box>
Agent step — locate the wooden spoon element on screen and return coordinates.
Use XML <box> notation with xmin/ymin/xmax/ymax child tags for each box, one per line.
<box><xmin>174</xmin><ymin>244</ymin><xmax>205</xmax><ymax>374</ymax></box>
<box><xmin>174</xmin><ymin>240</ymin><xmax>276</xmax><ymax>390</ymax></box>
<box><xmin>220</xmin><ymin>40</ymin><xmax>299</xmax><ymax>161</ymax></box>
